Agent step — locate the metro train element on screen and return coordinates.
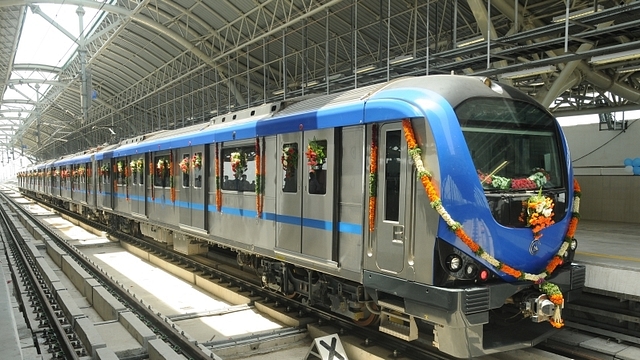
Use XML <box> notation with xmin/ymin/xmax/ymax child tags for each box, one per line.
<box><xmin>19</xmin><ymin>75</ymin><xmax>585</xmax><ymax>358</ymax></box>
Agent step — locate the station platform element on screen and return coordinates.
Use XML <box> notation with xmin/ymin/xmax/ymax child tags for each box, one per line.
<box><xmin>573</xmin><ymin>219</ymin><xmax>640</xmax><ymax>299</ymax></box>
<box><xmin>2</xmin><ymin>192</ymin><xmax>639</xmax><ymax>360</ymax></box>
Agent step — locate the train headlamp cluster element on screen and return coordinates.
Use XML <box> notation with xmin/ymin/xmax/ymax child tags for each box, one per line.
<box><xmin>446</xmin><ymin>255</ymin><xmax>462</xmax><ymax>272</ymax></box>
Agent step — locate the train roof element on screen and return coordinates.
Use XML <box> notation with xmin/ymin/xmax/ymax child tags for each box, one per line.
<box><xmin>74</xmin><ymin>75</ymin><xmax>535</xmax><ymax>162</ymax></box>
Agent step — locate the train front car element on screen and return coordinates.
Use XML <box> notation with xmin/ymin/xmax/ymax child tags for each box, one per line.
<box><xmin>362</xmin><ymin>76</ymin><xmax>584</xmax><ymax>358</ymax></box>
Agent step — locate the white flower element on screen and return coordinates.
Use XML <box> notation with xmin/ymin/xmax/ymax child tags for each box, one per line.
<box><xmin>542</xmin><ymin>208</ymin><xmax>552</xmax><ymax>217</ymax></box>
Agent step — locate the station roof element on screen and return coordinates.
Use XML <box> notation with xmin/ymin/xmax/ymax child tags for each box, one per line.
<box><xmin>2</xmin><ymin>0</ymin><xmax>640</xmax><ymax>162</ymax></box>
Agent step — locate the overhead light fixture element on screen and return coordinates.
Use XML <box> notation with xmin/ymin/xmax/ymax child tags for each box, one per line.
<box><xmin>355</xmin><ymin>65</ymin><xmax>376</xmax><ymax>74</ymax></box>
<box><xmin>272</xmin><ymin>89</ymin><xmax>285</xmax><ymax>95</ymax></box>
<box><xmin>302</xmin><ymin>80</ymin><xmax>318</xmax><ymax>88</ymax></box>
<box><xmin>457</xmin><ymin>36</ymin><xmax>485</xmax><ymax>48</ymax></box>
<box><xmin>552</xmin><ymin>5</ymin><xmax>603</xmax><ymax>23</ymax></box>
<box><xmin>500</xmin><ymin>65</ymin><xmax>556</xmax><ymax>80</ymax></box>
<box><xmin>390</xmin><ymin>55</ymin><xmax>414</xmax><ymax>64</ymax></box>
<box><xmin>617</xmin><ymin>65</ymin><xmax>640</xmax><ymax>74</ymax></box>
<box><xmin>590</xmin><ymin>49</ymin><xmax>640</xmax><ymax>65</ymax></box>
<box><xmin>324</xmin><ymin>73</ymin><xmax>343</xmax><ymax>81</ymax></box>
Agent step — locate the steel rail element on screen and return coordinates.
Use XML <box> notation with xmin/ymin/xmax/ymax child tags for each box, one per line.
<box><xmin>1</xmin><ymin>192</ymin><xmax>221</xmax><ymax>360</ymax></box>
<box><xmin>0</xmin><ymin>200</ymin><xmax>81</xmax><ymax>360</ymax></box>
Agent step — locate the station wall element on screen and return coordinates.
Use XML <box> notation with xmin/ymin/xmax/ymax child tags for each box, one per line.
<box><xmin>562</xmin><ymin>121</ymin><xmax>640</xmax><ymax>224</ymax></box>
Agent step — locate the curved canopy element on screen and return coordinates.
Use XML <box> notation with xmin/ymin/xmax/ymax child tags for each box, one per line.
<box><xmin>2</xmin><ymin>0</ymin><xmax>640</xmax><ymax>164</ymax></box>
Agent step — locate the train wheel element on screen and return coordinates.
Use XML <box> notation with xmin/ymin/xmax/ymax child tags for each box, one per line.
<box><xmin>354</xmin><ymin>302</ymin><xmax>379</xmax><ymax>327</ymax></box>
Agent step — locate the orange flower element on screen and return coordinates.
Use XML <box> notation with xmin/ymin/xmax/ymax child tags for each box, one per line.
<box><xmin>567</xmin><ymin>217</ymin><xmax>578</xmax><ymax>238</ymax></box>
<box><xmin>369</xmin><ymin>197</ymin><xmax>376</xmax><ymax>232</ymax></box>
<box><xmin>550</xmin><ymin>319</ymin><xmax>564</xmax><ymax>328</ymax></box>
<box><xmin>402</xmin><ymin>119</ymin><xmax>417</xmax><ymax>150</ymax></box>
<box><xmin>455</xmin><ymin>229</ymin><xmax>480</xmax><ymax>253</ymax></box>
<box><xmin>545</xmin><ymin>256</ymin><xmax>563</xmax><ymax>273</ymax></box>
<box><xmin>500</xmin><ymin>264</ymin><xmax>522</xmax><ymax>279</ymax></box>
<box><xmin>424</xmin><ymin>177</ymin><xmax>439</xmax><ymax>202</ymax></box>
<box><xmin>550</xmin><ymin>293</ymin><xmax>564</xmax><ymax>305</ymax></box>
<box><xmin>573</xmin><ymin>178</ymin><xmax>581</xmax><ymax>193</ymax></box>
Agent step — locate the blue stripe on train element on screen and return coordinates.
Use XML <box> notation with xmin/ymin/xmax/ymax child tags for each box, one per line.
<box><xmin>99</xmin><ymin>195</ymin><xmax>362</xmax><ymax>235</ymax></box>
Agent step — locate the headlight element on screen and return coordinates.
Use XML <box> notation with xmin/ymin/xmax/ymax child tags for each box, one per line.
<box><xmin>446</xmin><ymin>255</ymin><xmax>462</xmax><ymax>272</ymax></box>
<box><xmin>570</xmin><ymin>238</ymin><xmax>578</xmax><ymax>251</ymax></box>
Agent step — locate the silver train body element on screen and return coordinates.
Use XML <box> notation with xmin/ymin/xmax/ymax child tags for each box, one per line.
<box><xmin>19</xmin><ymin>75</ymin><xmax>585</xmax><ymax>358</ymax></box>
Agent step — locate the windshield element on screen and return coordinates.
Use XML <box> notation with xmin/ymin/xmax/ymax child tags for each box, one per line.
<box><xmin>456</xmin><ymin>98</ymin><xmax>564</xmax><ymax>191</ymax></box>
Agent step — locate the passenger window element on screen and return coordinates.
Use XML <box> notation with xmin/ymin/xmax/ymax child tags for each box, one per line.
<box><xmin>180</xmin><ymin>153</ymin><xmax>190</xmax><ymax>188</ymax></box>
<box><xmin>192</xmin><ymin>152</ymin><xmax>203</xmax><ymax>188</ymax></box>
<box><xmin>306</xmin><ymin>139</ymin><xmax>327</xmax><ymax>195</ymax></box>
<box><xmin>384</xmin><ymin>131</ymin><xmax>401</xmax><ymax>221</ymax></box>
<box><xmin>99</xmin><ymin>163</ymin><xmax>110</xmax><ymax>184</ymax></box>
<box><xmin>130</xmin><ymin>159</ymin><xmax>138</xmax><ymax>185</ymax></box>
<box><xmin>154</xmin><ymin>155</ymin><xmax>170</xmax><ymax>187</ymax></box>
<box><xmin>116</xmin><ymin>160</ymin><xmax>126</xmax><ymax>185</ymax></box>
<box><xmin>222</xmin><ymin>146</ymin><xmax>256</xmax><ymax>192</ymax></box>
<box><xmin>281</xmin><ymin>143</ymin><xmax>298</xmax><ymax>193</ymax></box>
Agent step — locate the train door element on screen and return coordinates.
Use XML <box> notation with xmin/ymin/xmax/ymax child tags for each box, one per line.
<box><xmin>178</xmin><ymin>149</ymin><xmax>192</xmax><ymax>227</ymax></box>
<box><xmin>178</xmin><ymin>146</ymin><xmax>206</xmax><ymax>231</ymax></box>
<box><xmin>301</xmin><ymin>129</ymin><xmax>335</xmax><ymax>260</ymax></box>
<box><xmin>87</xmin><ymin>156</ymin><xmax>96</xmax><ymax>207</ymax></box>
<box><xmin>131</xmin><ymin>154</ymin><xmax>146</xmax><ymax>217</ymax></box>
<box><xmin>276</xmin><ymin>132</ymin><xmax>303</xmax><ymax>253</ymax></box>
<box><xmin>100</xmin><ymin>159</ymin><xmax>113</xmax><ymax>209</ymax></box>
<box><xmin>374</xmin><ymin>123</ymin><xmax>408</xmax><ymax>273</ymax></box>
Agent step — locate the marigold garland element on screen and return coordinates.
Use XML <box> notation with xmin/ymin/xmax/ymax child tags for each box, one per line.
<box><xmin>170</xmin><ymin>151</ymin><xmax>176</xmax><ymax>203</ymax></box>
<box><xmin>215</xmin><ymin>143</ymin><xmax>222</xmax><ymax>212</ymax></box>
<box><xmin>255</xmin><ymin>137</ymin><xmax>263</xmax><ymax>218</ymax></box>
<box><xmin>401</xmin><ymin>118</ymin><xmax>581</xmax><ymax>328</ymax></box>
<box><xmin>368</xmin><ymin>124</ymin><xmax>378</xmax><ymax>232</ymax></box>
<box><xmin>149</xmin><ymin>157</ymin><xmax>155</xmax><ymax>200</ymax></box>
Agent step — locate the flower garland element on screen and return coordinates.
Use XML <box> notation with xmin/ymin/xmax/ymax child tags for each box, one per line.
<box><xmin>130</xmin><ymin>160</ymin><xmax>138</xmax><ymax>174</ymax></box>
<box><xmin>192</xmin><ymin>153</ymin><xmax>202</xmax><ymax>170</ymax></box>
<box><xmin>401</xmin><ymin>119</ymin><xmax>580</xmax><ymax>328</ymax></box>
<box><xmin>149</xmin><ymin>158</ymin><xmax>155</xmax><ymax>200</ymax></box>
<box><xmin>99</xmin><ymin>164</ymin><xmax>109</xmax><ymax>176</ymax></box>
<box><xmin>480</xmin><ymin>168</ymin><xmax>551</xmax><ymax>190</ymax></box>
<box><xmin>306</xmin><ymin>138</ymin><xmax>326</xmax><ymax>172</ymax></box>
<box><xmin>368</xmin><ymin>124</ymin><xmax>378</xmax><ymax>232</ymax></box>
<box><xmin>520</xmin><ymin>189</ymin><xmax>555</xmax><ymax>240</ymax></box>
<box><xmin>179</xmin><ymin>156</ymin><xmax>189</xmax><ymax>174</ymax></box>
<box><xmin>117</xmin><ymin>161</ymin><xmax>124</xmax><ymax>175</ymax></box>
<box><xmin>231</xmin><ymin>151</ymin><xmax>247</xmax><ymax>179</ymax></box>
<box><xmin>215</xmin><ymin>144</ymin><xmax>222</xmax><ymax>212</ymax></box>
<box><xmin>255</xmin><ymin>137</ymin><xmax>263</xmax><ymax>218</ymax></box>
<box><xmin>170</xmin><ymin>151</ymin><xmax>175</xmax><ymax>203</ymax></box>
<box><xmin>136</xmin><ymin>158</ymin><xmax>144</xmax><ymax>173</ymax></box>
<box><xmin>281</xmin><ymin>145</ymin><xmax>298</xmax><ymax>178</ymax></box>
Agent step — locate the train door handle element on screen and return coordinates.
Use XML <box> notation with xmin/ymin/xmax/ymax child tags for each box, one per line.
<box><xmin>392</xmin><ymin>225</ymin><xmax>404</xmax><ymax>244</ymax></box>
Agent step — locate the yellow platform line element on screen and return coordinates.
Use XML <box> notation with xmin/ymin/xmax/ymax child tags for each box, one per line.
<box><xmin>576</xmin><ymin>251</ymin><xmax>640</xmax><ymax>263</ymax></box>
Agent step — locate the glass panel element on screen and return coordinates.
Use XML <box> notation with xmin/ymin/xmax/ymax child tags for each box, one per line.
<box><xmin>180</xmin><ymin>154</ymin><xmax>190</xmax><ymax>188</ymax></box>
<box><xmin>307</xmin><ymin>139</ymin><xmax>327</xmax><ymax>195</ymax></box>
<box><xmin>456</xmin><ymin>98</ymin><xmax>563</xmax><ymax>190</ymax></box>
<box><xmin>193</xmin><ymin>152</ymin><xmax>202</xmax><ymax>188</ymax></box>
<box><xmin>282</xmin><ymin>143</ymin><xmax>298</xmax><ymax>193</ymax></box>
<box><xmin>154</xmin><ymin>155</ymin><xmax>170</xmax><ymax>187</ymax></box>
<box><xmin>222</xmin><ymin>146</ymin><xmax>256</xmax><ymax>192</ymax></box>
<box><xmin>384</xmin><ymin>130</ymin><xmax>401</xmax><ymax>222</ymax></box>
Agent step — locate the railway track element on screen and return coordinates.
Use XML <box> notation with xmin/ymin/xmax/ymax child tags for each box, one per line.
<box><xmin>5</xmin><ymin>187</ymin><xmax>640</xmax><ymax>360</ymax></box>
<box><xmin>0</xmin><ymin>195</ymin><xmax>84</xmax><ymax>359</ymax></box>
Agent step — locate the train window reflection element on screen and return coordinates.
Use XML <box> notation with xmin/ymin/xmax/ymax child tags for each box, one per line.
<box><xmin>222</xmin><ymin>146</ymin><xmax>256</xmax><ymax>192</ymax></box>
<box><xmin>154</xmin><ymin>155</ymin><xmax>170</xmax><ymax>187</ymax></box>
<box><xmin>282</xmin><ymin>143</ymin><xmax>298</xmax><ymax>193</ymax></box>
<box><xmin>385</xmin><ymin>131</ymin><xmax>400</xmax><ymax>221</ymax></box>
<box><xmin>180</xmin><ymin>154</ymin><xmax>190</xmax><ymax>188</ymax></box>
<box><xmin>193</xmin><ymin>152</ymin><xmax>202</xmax><ymax>188</ymax></box>
<box><xmin>307</xmin><ymin>139</ymin><xmax>327</xmax><ymax>195</ymax></box>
